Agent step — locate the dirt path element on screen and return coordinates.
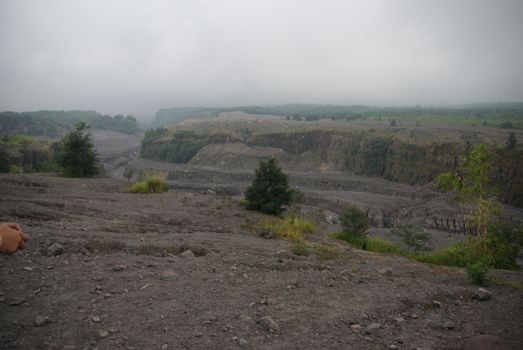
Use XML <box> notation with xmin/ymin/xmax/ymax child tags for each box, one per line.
<box><xmin>1</xmin><ymin>174</ymin><xmax>522</xmax><ymax>349</ymax></box>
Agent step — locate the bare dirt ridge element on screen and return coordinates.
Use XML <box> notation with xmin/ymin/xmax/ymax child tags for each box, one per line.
<box><xmin>1</xmin><ymin>173</ymin><xmax>522</xmax><ymax>350</ymax></box>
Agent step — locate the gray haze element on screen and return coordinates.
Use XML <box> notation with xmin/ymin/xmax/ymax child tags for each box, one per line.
<box><xmin>1</xmin><ymin>0</ymin><xmax>522</xmax><ymax>119</ymax></box>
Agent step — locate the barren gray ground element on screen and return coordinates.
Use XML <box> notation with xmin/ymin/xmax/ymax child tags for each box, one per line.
<box><xmin>1</xmin><ymin>173</ymin><xmax>523</xmax><ymax>350</ymax></box>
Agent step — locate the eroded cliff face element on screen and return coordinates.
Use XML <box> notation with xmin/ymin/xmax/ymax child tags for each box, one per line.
<box><xmin>248</xmin><ymin>130</ymin><xmax>464</xmax><ymax>185</ymax></box>
<box><xmin>140</xmin><ymin>129</ymin><xmax>522</xmax><ymax>207</ymax></box>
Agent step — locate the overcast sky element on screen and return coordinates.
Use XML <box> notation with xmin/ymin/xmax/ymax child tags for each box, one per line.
<box><xmin>1</xmin><ymin>0</ymin><xmax>522</xmax><ymax>119</ymax></box>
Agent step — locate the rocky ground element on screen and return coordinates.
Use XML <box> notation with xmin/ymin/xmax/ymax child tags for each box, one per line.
<box><xmin>1</xmin><ymin>173</ymin><xmax>522</xmax><ymax>350</ymax></box>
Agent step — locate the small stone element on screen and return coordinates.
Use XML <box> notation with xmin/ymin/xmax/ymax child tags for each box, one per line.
<box><xmin>388</xmin><ymin>345</ymin><xmax>398</xmax><ymax>350</ymax></box>
<box><xmin>259</xmin><ymin>229</ymin><xmax>275</xmax><ymax>239</ymax></box>
<box><xmin>432</xmin><ymin>300</ymin><xmax>442</xmax><ymax>308</ymax></box>
<box><xmin>9</xmin><ymin>298</ymin><xmax>26</xmax><ymax>306</ymax></box>
<box><xmin>98</xmin><ymin>329</ymin><xmax>109</xmax><ymax>338</ymax></box>
<box><xmin>180</xmin><ymin>250</ymin><xmax>196</xmax><ymax>258</ymax></box>
<box><xmin>62</xmin><ymin>346</ymin><xmax>77</xmax><ymax>350</ymax></box>
<box><xmin>35</xmin><ymin>316</ymin><xmax>51</xmax><ymax>326</ymax></box>
<box><xmin>161</xmin><ymin>344</ymin><xmax>168</xmax><ymax>350</ymax></box>
<box><xmin>473</xmin><ymin>288</ymin><xmax>492</xmax><ymax>301</ymax></box>
<box><xmin>23</xmin><ymin>266</ymin><xmax>33</xmax><ymax>272</ymax></box>
<box><xmin>442</xmin><ymin>321</ymin><xmax>455</xmax><ymax>330</ymax></box>
<box><xmin>112</xmin><ymin>265</ymin><xmax>126</xmax><ymax>272</ymax></box>
<box><xmin>258</xmin><ymin>316</ymin><xmax>280</xmax><ymax>333</ymax></box>
<box><xmin>410</xmin><ymin>314</ymin><xmax>419</xmax><ymax>319</ymax></box>
<box><xmin>47</xmin><ymin>243</ymin><xmax>65</xmax><ymax>256</ymax></box>
<box><xmin>378</xmin><ymin>268</ymin><xmax>393</xmax><ymax>276</ymax></box>
<box><xmin>350</xmin><ymin>324</ymin><xmax>362</xmax><ymax>332</ymax></box>
<box><xmin>160</xmin><ymin>270</ymin><xmax>178</xmax><ymax>279</ymax></box>
<box><xmin>92</xmin><ymin>316</ymin><xmax>101</xmax><ymax>323</ymax></box>
<box><xmin>237</xmin><ymin>338</ymin><xmax>248</xmax><ymax>347</ymax></box>
<box><xmin>365</xmin><ymin>323</ymin><xmax>381</xmax><ymax>334</ymax></box>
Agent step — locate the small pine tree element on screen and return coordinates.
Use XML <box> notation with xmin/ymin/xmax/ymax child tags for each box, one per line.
<box><xmin>245</xmin><ymin>158</ymin><xmax>292</xmax><ymax>215</ymax></box>
<box><xmin>59</xmin><ymin>122</ymin><xmax>99</xmax><ymax>177</ymax></box>
<box><xmin>340</xmin><ymin>206</ymin><xmax>369</xmax><ymax>236</ymax></box>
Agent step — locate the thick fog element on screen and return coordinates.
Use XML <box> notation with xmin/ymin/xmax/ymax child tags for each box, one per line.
<box><xmin>1</xmin><ymin>0</ymin><xmax>522</xmax><ymax>118</ymax></box>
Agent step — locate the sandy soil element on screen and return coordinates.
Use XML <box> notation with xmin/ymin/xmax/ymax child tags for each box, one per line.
<box><xmin>1</xmin><ymin>173</ymin><xmax>522</xmax><ymax>350</ymax></box>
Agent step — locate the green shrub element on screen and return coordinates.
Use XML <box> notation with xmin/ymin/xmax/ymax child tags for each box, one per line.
<box><xmin>129</xmin><ymin>181</ymin><xmax>149</xmax><ymax>193</ymax></box>
<box><xmin>392</xmin><ymin>224</ymin><xmax>430</xmax><ymax>251</ymax></box>
<box><xmin>333</xmin><ymin>231</ymin><xmax>368</xmax><ymax>249</ymax></box>
<box><xmin>9</xmin><ymin>164</ymin><xmax>23</xmax><ymax>173</ymax></box>
<box><xmin>145</xmin><ymin>175</ymin><xmax>168</xmax><ymax>193</ymax></box>
<box><xmin>245</xmin><ymin>158</ymin><xmax>292</xmax><ymax>215</ymax></box>
<box><xmin>334</xmin><ymin>226</ymin><xmax>519</xmax><ymax>270</ymax></box>
<box><xmin>467</xmin><ymin>261</ymin><xmax>490</xmax><ymax>285</ymax></box>
<box><xmin>291</xmin><ymin>241</ymin><xmax>311</xmax><ymax>256</ymax></box>
<box><xmin>340</xmin><ymin>206</ymin><xmax>369</xmax><ymax>236</ymax></box>
<box><xmin>313</xmin><ymin>244</ymin><xmax>340</xmax><ymax>260</ymax></box>
<box><xmin>261</xmin><ymin>217</ymin><xmax>315</xmax><ymax>241</ymax></box>
<box><xmin>129</xmin><ymin>174</ymin><xmax>168</xmax><ymax>194</ymax></box>
<box><xmin>365</xmin><ymin>238</ymin><xmax>412</xmax><ymax>256</ymax></box>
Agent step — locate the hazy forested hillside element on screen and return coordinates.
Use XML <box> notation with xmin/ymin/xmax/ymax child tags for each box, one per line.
<box><xmin>151</xmin><ymin>103</ymin><xmax>523</xmax><ymax>128</ymax></box>
<box><xmin>0</xmin><ymin>110</ymin><xmax>140</xmax><ymax>137</ymax></box>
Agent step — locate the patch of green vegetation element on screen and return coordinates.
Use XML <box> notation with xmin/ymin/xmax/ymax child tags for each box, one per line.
<box><xmin>313</xmin><ymin>243</ymin><xmax>343</xmax><ymax>260</ymax></box>
<box><xmin>291</xmin><ymin>241</ymin><xmax>311</xmax><ymax>256</ymax></box>
<box><xmin>334</xmin><ymin>224</ymin><xmax>519</xmax><ymax>270</ymax></box>
<box><xmin>392</xmin><ymin>224</ymin><xmax>430</xmax><ymax>251</ymax></box>
<box><xmin>140</xmin><ymin>129</ymin><xmax>207</xmax><ymax>163</ymax></box>
<box><xmin>9</xmin><ymin>164</ymin><xmax>23</xmax><ymax>174</ymax></box>
<box><xmin>129</xmin><ymin>174</ymin><xmax>168</xmax><ymax>194</ymax></box>
<box><xmin>492</xmin><ymin>278</ymin><xmax>523</xmax><ymax>290</ymax></box>
<box><xmin>261</xmin><ymin>216</ymin><xmax>315</xmax><ymax>241</ymax></box>
<box><xmin>340</xmin><ymin>205</ymin><xmax>369</xmax><ymax>237</ymax></box>
<box><xmin>1</xmin><ymin>134</ymin><xmax>35</xmax><ymax>145</ymax></box>
<box><xmin>466</xmin><ymin>261</ymin><xmax>490</xmax><ymax>286</ymax></box>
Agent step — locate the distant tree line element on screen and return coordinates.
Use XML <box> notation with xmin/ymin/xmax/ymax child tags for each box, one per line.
<box><xmin>150</xmin><ymin>103</ymin><xmax>523</xmax><ymax>129</ymax></box>
<box><xmin>0</xmin><ymin>110</ymin><xmax>140</xmax><ymax>137</ymax></box>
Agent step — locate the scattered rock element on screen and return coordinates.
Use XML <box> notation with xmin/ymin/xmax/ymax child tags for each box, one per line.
<box><xmin>35</xmin><ymin>316</ymin><xmax>51</xmax><ymax>326</ymax></box>
<box><xmin>160</xmin><ymin>270</ymin><xmax>178</xmax><ymax>279</ymax></box>
<box><xmin>92</xmin><ymin>316</ymin><xmax>101</xmax><ymax>323</ymax></box>
<box><xmin>9</xmin><ymin>298</ymin><xmax>26</xmax><ymax>306</ymax></box>
<box><xmin>237</xmin><ymin>338</ymin><xmax>248</xmax><ymax>347</ymax></box>
<box><xmin>258</xmin><ymin>316</ymin><xmax>280</xmax><ymax>333</ymax></box>
<box><xmin>112</xmin><ymin>265</ymin><xmax>126</xmax><ymax>272</ymax></box>
<box><xmin>378</xmin><ymin>268</ymin><xmax>393</xmax><ymax>276</ymax></box>
<box><xmin>388</xmin><ymin>345</ymin><xmax>398</xmax><ymax>350</ymax></box>
<box><xmin>350</xmin><ymin>324</ymin><xmax>362</xmax><ymax>332</ymax></box>
<box><xmin>98</xmin><ymin>329</ymin><xmax>109</xmax><ymax>338</ymax></box>
<box><xmin>47</xmin><ymin>242</ymin><xmax>65</xmax><ymax>256</ymax></box>
<box><xmin>365</xmin><ymin>323</ymin><xmax>381</xmax><ymax>334</ymax></box>
<box><xmin>442</xmin><ymin>321</ymin><xmax>455</xmax><ymax>330</ymax></box>
<box><xmin>180</xmin><ymin>250</ymin><xmax>196</xmax><ymax>258</ymax></box>
<box><xmin>432</xmin><ymin>300</ymin><xmax>442</xmax><ymax>308</ymax></box>
<box><xmin>461</xmin><ymin>335</ymin><xmax>509</xmax><ymax>350</ymax></box>
<box><xmin>23</xmin><ymin>266</ymin><xmax>34</xmax><ymax>272</ymax></box>
<box><xmin>473</xmin><ymin>288</ymin><xmax>492</xmax><ymax>301</ymax></box>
